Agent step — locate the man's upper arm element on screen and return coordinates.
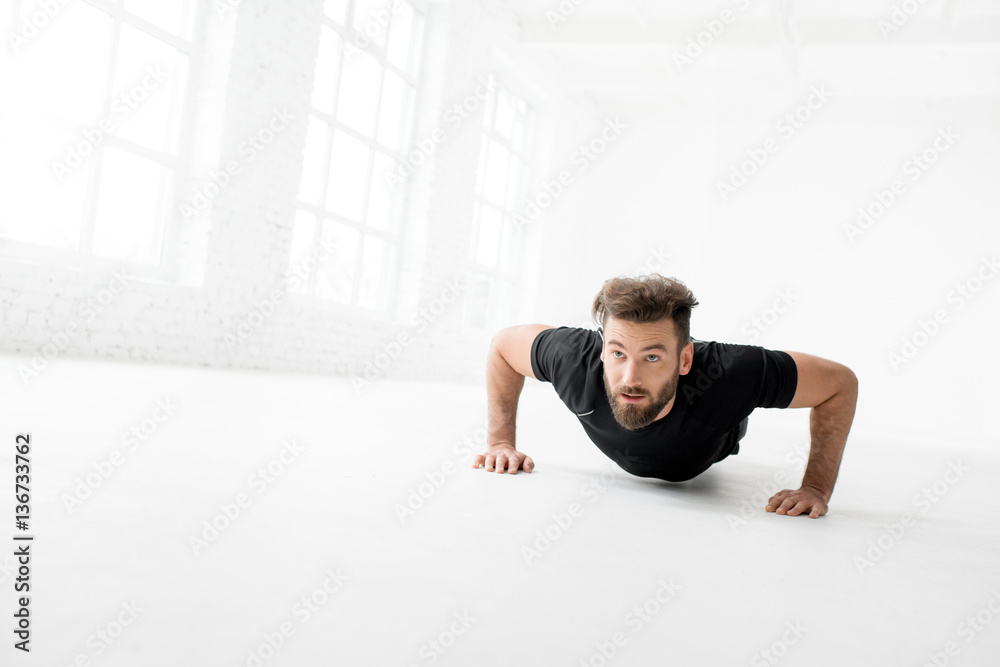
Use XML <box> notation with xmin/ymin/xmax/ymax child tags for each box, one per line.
<box><xmin>492</xmin><ymin>324</ymin><xmax>555</xmax><ymax>380</ymax></box>
<box><xmin>783</xmin><ymin>351</ymin><xmax>858</xmax><ymax>409</ymax></box>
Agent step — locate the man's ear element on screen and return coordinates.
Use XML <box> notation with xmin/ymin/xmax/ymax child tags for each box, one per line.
<box><xmin>679</xmin><ymin>340</ymin><xmax>694</xmax><ymax>375</ymax></box>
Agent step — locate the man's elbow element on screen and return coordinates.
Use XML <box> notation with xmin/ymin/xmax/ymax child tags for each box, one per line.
<box><xmin>836</xmin><ymin>365</ymin><xmax>858</xmax><ymax>400</ymax></box>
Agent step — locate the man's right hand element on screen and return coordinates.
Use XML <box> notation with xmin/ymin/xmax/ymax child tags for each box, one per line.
<box><xmin>472</xmin><ymin>443</ymin><xmax>534</xmax><ymax>474</ymax></box>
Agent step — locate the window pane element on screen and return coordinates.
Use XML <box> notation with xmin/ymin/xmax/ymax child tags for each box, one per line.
<box><xmin>376</xmin><ymin>70</ymin><xmax>409</xmax><ymax>152</ymax></box>
<box><xmin>123</xmin><ymin>0</ymin><xmax>196</xmax><ymax>39</ymax></box>
<box><xmin>0</xmin><ymin>113</ymin><xmax>88</xmax><ymax>249</ymax></box>
<box><xmin>353</xmin><ymin>0</ymin><xmax>390</xmax><ymax>50</ymax></box>
<box><xmin>8</xmin><ymin>2</ymin><xmax>111</xmax><ymax>125</ymax></box>
<box><xmin>358</xmin><ymin>236</ymin><xmax>395</xmax><ymax>310</ymax></box>
<box><xmin>336</xmin><ymin>51</ymin><xmax>382</xmax><ymax>137</ymax></box>
<box><xmin>495</xmin><ymin>86</ymin><xmax>517</xmax><ymax>139</ymax></box>
<box><xmin>505</xmin><ymin>158</ymin><xmax>523</xmax><ymax>210</ymax></box>
<box><xmin>112</xmin><ymin>24</ymin><xmax>189</xmax><ymax>154</ymax></box>
<box><xmin>475</xmin><ymin>135</ymin><xmax>489</xmax><ymax>195</ymax></box>
<box><xmin>386</xmin><ymin>2</ymin><xmax>413</xmax><ymax>71</ymax></box>
<box><xmin>312</xmin><ymin>24</ymin><xmax>343</xmax><ymax>115</ymax></box>
<box><xmin>91</xmin><ymin>147</ymin><xmax>170</xmax><ymax>265</ymax></box>
<box><xmin>367</xmin><ymin>152</ymin><xmax>400</xmax><ymax>233</ymax></box>
<box><xmin>298</xmin><ymin>116</ymin><xmax>330</xmax><ymax>206</ymax></box>
<box><xmin>315</xmin><ymin>221</ymin><xmax>359</xmax><ymax>303</ymax></box>
<box><xmin>288</xmin><ymin>211</ymin><xmax>318</xmax><ymax>295</ymax></box>
<box><xmin>476</xmin><ymin>205</ymin><xmax>502</xmax><ymax>268</ymax></box>
<box><xmin>325</xmin><ymin>130</ymin><xmax>370</xmax><ymax>221</ymax></box>
<box><xmin>404</xmin><ymin>9</ymin><xmax>426</xmax><ymax>78</ymax></box>
<box><xmin>483</xmin><ymin>141</ymin><xmax>508</xmax><ymax>206</ymax></box>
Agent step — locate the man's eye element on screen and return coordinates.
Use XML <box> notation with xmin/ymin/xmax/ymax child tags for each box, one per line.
<box><xmin>647</xmin><ymin>355</ymin><xmax>659</xmax><ymax>362</ymax></box>
<box><xmin>612</xmin><ymin>351</ymin><xmax>623</xmax><ymax>358</ymax></box>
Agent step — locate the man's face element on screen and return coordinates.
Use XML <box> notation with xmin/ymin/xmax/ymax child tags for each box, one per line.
<box><xmin>600</xmin><ymin>316</ymin><xmax>693</xmax><ymax>431</ymax></box>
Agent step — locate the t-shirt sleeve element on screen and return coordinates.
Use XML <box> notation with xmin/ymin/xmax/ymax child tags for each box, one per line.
<box><xmin>706</xmin><ymin>341</ymin><xmax>799</xmax><ymax>411</ymax></box>
<box><xmin>530</xmin><ymin>326</ymin><xmax>600</xmax><ymax>414</ymax></box>
<box><xmin>755</xmin><ymin>348</ymin><xmax>798</xmax><ymax>408</ymax></box>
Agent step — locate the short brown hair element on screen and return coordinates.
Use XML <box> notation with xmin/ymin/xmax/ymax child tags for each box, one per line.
<box><xmin>591</xmin><ymin>274</ymin><xmax>699</xmax><ymax>349</ymax></box>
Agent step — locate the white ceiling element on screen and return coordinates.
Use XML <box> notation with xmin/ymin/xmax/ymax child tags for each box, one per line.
<box><xmin>496</xmin><ymin>0</ymin><xmax>1000</xmax><ymax>118</ymax></box>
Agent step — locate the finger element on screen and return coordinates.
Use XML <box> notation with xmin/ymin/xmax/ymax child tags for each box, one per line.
<box><xmin>765</xmin><ymin>490</ymin><xmax>790</xmax><ymax>511</ymax></box>
<box><xmin>472</xmin><ymin>455</ymin><xmax>484</xmax><ymax>469</ymax></box>
<box><xmin>523</xmin><ymin>456</ymin><xmax>534</xmax><ymax>473</ymax></box>
<box><xmin>484</xmin><ymin>454</ymin><xmax>496</xmax><ymax>471</ymax></box>
<box><xmin>775</xmin><ymin>497</ymin><xmax>799</xmax><ymax>515</ymax></box>
<box><xmin>506</xmin><ymin>455</ymin><xmax>521</xmax><ymax>474</ymax></box>
<box><xmin>809</xmin><ymin>504</ymin><xmax>827</xmax><ymax>519</ymax></box>
<box><xmin>785</xmin><ymin>500</ymin><xmax>811</xmax><ymax>516</ymax></box>
<box><xmin>493</xmin><ymin>452</ymin><xmax>508</xmax><ymax>473</ymax></box>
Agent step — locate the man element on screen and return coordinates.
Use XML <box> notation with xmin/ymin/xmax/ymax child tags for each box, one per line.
<box><xmin>473</xmin><ymin>274</ymin><xmax>858</xmax><ymax>519</ymax></box>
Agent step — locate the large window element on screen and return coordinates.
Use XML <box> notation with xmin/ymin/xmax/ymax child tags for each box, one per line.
<box><xmin>290</xmin><ymin>0</ymin><xmax>425</xmax><ymax>312</ymax></box>
<box><xmin>465</xmin><ymin>77</ymin><xmax>535</xmax><ymax>331</ymax></box>
<box><xmin>0</xmin><ymin>0</ymin><xmax>198</xmax><ymax>273</ymax></box>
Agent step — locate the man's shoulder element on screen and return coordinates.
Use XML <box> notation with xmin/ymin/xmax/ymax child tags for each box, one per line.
<box><xmin>689</xmin><ymin>338</ymin><xmax>765</xmax><ymax>375</ymax></box>
<box><xmin>538</xmin><ymin>325</ymin><xmax>601</xmax><ymax>352</ymax></box>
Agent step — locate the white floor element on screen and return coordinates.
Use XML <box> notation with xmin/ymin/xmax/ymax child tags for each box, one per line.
<box><xmin>1</xmin><ymin>353</ymin><xmax>999</xmax><ymax>667</ymax></box>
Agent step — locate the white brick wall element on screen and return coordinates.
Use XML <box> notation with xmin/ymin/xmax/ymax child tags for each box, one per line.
<box><xmin>0</xmin><ymin>0</ymin><xmax>534</xmax><ymax>387</ymax></box>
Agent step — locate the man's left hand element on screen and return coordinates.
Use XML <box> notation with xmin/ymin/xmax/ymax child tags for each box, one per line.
<box><xmin>765</xmin><ymin>486</ymin><xmax>828</xmax><ymax>518</ymax></box>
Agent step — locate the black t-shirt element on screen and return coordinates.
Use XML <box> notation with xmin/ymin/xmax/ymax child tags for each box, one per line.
<box><xmin>530</xmin><ymin>326</ymin><xmax>798</xmax><ymax>482</ymax></box>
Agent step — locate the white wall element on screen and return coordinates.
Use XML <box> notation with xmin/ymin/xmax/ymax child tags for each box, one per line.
<box><xmin>531</xmin><ymin>96</ymin><xmax>1000</xmax><ymax>444</ymax></box>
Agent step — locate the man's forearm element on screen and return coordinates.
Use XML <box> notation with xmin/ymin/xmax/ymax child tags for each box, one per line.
<box><xmin>486</xmin><ymin>342</ymin><xmax>525</xmax><ymax>448</ymax></box>
<box><xmin>800</xmin><ymin>378</ymin><xmax>858</xmax><ymax>502</ymax></box>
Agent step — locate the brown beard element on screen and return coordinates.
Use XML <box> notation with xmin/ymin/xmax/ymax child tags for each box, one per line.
<box><xmin>603</xmin><ymin>366</ymin><xmax>680</xmax><ymax>431</ymax></box>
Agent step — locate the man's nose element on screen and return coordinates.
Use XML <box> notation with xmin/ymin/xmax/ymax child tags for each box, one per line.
<box><xmin>621</xmin><ymin>361</ymin><xmax>643</xmax><ymax>389</ymax></box>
